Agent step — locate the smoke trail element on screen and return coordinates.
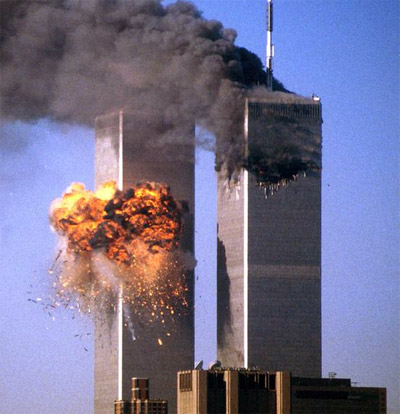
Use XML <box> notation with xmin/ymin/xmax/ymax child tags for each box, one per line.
<box><xmin>0</xmin><ymin>0</ymin><xmax>291</xmax><ymax>182</ymax></box>
<box><xmin>1</xmin><ymin>1</ymin><xmax>250</xmax><ymax>121</ymax></box>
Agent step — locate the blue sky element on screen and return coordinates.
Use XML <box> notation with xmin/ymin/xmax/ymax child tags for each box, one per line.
<box><xmin>0</xmin><ymin>1</ymin><xmax>399</xmax><ymax>413</ymax></box>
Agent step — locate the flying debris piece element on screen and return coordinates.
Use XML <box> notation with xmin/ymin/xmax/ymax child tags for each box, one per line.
<box><xmin>49</xmin><ymin>250</ymin><xmax>62</xmax><ymax>274</ymax></box>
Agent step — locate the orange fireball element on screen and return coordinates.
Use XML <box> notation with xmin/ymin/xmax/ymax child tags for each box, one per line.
<box><xmin>50</xmin><ymin>181</ymin><xmax>183</xmax><ymax>264</ymax></box>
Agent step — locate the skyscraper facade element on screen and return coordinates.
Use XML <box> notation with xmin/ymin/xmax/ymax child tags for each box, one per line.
<box><xmin>94</xmin><ymin>111</ymin><xmax>194</xmax><ymax>414</ymax></box>
<box><xmin>217</xmin><ymin>94</ymin><xmax>322</xmax><ymax>377</ymax></box>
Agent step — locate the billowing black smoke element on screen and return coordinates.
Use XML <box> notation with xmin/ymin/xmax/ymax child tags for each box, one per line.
<box><xmin>1</xmin><ymin>0</ymin><xmax>300</xmax><ymax>184</ymax></box>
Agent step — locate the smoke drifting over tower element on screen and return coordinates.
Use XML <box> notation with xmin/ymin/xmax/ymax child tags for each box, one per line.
<box><xmin>1</xmin><ymin>2</ymin><xmax>244</xmax><ymax>153</ymax></box>
<box><xmin>1</xmin><ymin>0</ymin><xmax>301</xmax><ymax>184</ymax></box>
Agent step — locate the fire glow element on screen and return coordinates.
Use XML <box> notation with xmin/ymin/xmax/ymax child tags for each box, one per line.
<box><xmin>48</xmin><ymin>181</ymin><xmax>190</xmax><ymax>329</ymax></box>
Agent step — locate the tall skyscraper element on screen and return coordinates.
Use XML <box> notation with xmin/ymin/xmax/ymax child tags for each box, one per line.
<box><xmin>94</xmin><ymin>111</ymin><xmax>194</xmax><ymax>413</ymax></box>
<box><xmin>217</xmin><ymin>94</ymin><xmax>322</xmax><ymax>376</ymax></box>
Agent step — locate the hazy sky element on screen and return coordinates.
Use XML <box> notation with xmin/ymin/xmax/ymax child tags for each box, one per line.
<box><xmin>0</xmin><ymin>1</ymin><xmax>399</xmax><ymax>413</ymax></box>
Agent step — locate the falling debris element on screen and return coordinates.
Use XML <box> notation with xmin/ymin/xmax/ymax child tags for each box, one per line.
<box><xmin>49</xmin><ymin>250</ymin><xmax>62</xmax><ymax>274</ymax></box>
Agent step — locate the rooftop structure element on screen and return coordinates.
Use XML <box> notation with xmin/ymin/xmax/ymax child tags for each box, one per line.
<box><xmin>115</xmin><ymin>378</ymin><xmax>168</xmax><ymax>414</ymax></box>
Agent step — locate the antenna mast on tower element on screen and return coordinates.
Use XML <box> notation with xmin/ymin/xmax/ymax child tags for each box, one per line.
<box><xmin>266</xmin><ymin>0</ymin><xmax>274</xmax><ymax>90</ymax></box>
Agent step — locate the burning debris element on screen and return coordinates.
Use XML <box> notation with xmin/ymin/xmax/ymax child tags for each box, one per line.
<box><xmin>48</xmin><ymin>180</ymin><xmax>191</xmax><ymax>329</ymax></box>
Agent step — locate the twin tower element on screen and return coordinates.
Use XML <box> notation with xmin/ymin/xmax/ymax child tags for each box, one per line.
<box><xmin>94</xmin><ymin>93</ymin><xmax>323</xmax><ymax>413</ymax></box>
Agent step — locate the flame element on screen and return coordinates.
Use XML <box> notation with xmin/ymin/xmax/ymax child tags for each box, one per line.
<box><xmin>49</xmin><ymin>181</ymin><xmax>190</xmax><ymax>330</ymax></box>
<box><xmin>50</xmin><ymin>181</ymin><xmax>182</xmax><ymax>264</ymax></box>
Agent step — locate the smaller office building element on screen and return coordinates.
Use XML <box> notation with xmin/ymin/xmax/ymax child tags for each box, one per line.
<box><xmin>115</xmin><ymin>378</ymin><xmax>168</xmax><ymax>414</ymax></box>
<box><xmin>177</xmin><ymin>368</ymin><xmax>386</xmax><ymax>414</ymax></box>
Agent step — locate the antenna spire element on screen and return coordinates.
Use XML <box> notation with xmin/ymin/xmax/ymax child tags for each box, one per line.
<box><xmin>266</xmin><ymin>0</ymin><xmax>274</xmax><ymax>90</ymax></box>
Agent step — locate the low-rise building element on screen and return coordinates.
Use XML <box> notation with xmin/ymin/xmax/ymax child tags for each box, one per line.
<box><xmin>177</xmin><ymin>368</ymin><xmax>386</xmax><ymax>414</ymax></box>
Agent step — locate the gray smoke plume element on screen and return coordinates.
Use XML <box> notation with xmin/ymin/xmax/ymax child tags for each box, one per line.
<box><xmin>0</xmin><ymin>0</ymin><xmax>292</xmax><ymax>182</ymax></box>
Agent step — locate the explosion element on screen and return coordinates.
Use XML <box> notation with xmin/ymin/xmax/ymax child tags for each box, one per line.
<box><xmin>49</xmin><ymin>180</ymin><xmax>190</xmax><ymax>329</ymax></box>
<box><xmin>50</xmin><ymin>181</ymin><xmax>182</xmax><ymax>263</ymax></box>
